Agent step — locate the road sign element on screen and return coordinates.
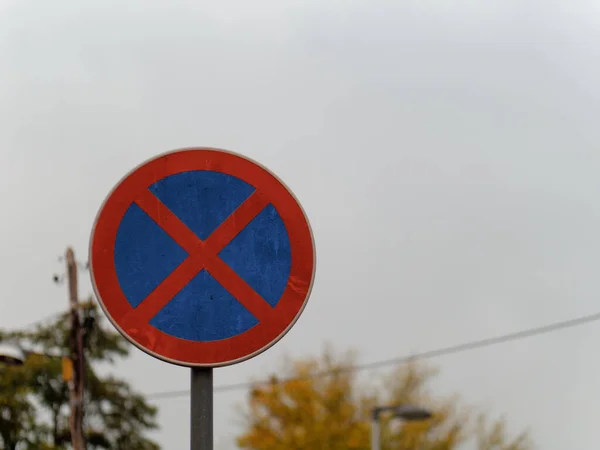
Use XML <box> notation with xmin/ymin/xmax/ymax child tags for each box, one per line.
<box><xmin>89</xmin><ymin>148</ymin><xmax>316</xmax><ymax>368</ymax></box>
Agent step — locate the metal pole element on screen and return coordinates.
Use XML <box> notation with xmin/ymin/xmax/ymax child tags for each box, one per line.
<box><xmin>371</xmin><ymin>410</ymin><xmax>380</xmax><ymax>450</ymax></box>
<box><xmin>191</xmin><ymin>367</ymin><xmax>213</xmax><ymax>450</ymax></box>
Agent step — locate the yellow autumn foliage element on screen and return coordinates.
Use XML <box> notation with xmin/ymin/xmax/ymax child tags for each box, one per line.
<box><xmin>237</xmin><ymin>347</ymin><xmax>530</xmax><ymax>450</ymax></box>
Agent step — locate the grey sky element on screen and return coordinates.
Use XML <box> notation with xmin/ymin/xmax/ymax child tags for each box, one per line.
<box><xmin>2</xmin><ymin>0</ymin><xmax>600</xmax><ymax>448</ymax></box>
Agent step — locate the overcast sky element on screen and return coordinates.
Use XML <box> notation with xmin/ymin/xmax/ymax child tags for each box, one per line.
<box><xmin>2</xmin><ymin>0</ymin><xmax>600</xmax><ymax>448</ymax></box>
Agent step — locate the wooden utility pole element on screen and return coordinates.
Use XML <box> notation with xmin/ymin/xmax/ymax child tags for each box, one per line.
<box><xmin>66</xmin><ymin>247</ymin><xmax>86</xmax><ymax>450</ymax></box>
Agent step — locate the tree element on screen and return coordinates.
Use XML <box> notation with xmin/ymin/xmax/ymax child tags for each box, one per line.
<box><xmin>0</xmin><ymin>299</ymin><xmax>160</xmax><ymax>450</ymax></box>
<box><xmin>236</xmin><ymin>348</ymin><xmax>530</xmax><ymax>450</ymax></box>
<box><xmin>0</xmin><ymin>359</ymin><xmax>49</xmax><ymax>450</ymax></box>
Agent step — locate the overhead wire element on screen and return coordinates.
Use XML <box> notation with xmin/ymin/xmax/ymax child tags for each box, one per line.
<box><xmin>146</xmin><ymin>310</ymin><xmax>600</xmax><ymax>400</ymax></box>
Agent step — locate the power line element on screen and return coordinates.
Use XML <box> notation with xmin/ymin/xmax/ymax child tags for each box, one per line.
<box><xmin>146</xmin><ymin>310</ymin><xmax>600</xmax><ymax>401</ymax></box>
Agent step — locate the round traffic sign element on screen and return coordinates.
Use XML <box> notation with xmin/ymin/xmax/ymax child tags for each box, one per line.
<box><xmin>90</xmin><ymin>148</ymin><xmax>316</xmax><ymax>367</ymax></box>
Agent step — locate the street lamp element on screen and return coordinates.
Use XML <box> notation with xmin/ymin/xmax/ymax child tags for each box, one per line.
<box><xmin>371</xmin><ymin>404</ymin><xmax>432</xmax><ymax>450</ymax></box>
<box><xmin>0</xmin><ymin>342</ymin><xmax>26</xmax><ymax>367</ymax></box>
<box><xmin>0</xmin><ymin>343</ymin><xmax>71</xmax><ymax>377</ymax></box>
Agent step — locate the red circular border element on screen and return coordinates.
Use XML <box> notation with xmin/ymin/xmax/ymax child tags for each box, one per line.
<box><xmin>89</xmin><ymin>148</ymin><xmax>315</xmax><ymax>367</ymax></box>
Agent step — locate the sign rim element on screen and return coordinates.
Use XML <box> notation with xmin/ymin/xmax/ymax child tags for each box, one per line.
<box><xmin>89</xmin><ymin>147</ymin><xmax>316</xmax><ymax>368</ymax></box>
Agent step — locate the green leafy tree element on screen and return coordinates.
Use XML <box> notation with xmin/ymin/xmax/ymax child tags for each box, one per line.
<box><xmin>0</xmin><ymin>359</ymin><xmax>50</xmax><ymax>450</ymax></box>
<box><xmin>0</xmin><ymin>299</ymin><xmax>160</xmax><ymax>449</ymax></box>
<box><xmin>237</xmin><ymin>347</ymin><xmax>530</xmax><ymax>450</ymax></box>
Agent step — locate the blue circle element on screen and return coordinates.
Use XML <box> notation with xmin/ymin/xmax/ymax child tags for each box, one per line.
<box><xmin>113</xmin><ymin>170</ymin><xmax>292</xmax><ymax>342</ymax></box>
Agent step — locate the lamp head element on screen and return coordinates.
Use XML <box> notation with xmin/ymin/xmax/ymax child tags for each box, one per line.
<box><xmin>392</xmin><ymin>405</ymin><xmax>432</xmax><ymax>421</ymax></box>
<box><xmin>0</xmin><ymin>343</ymin><xmax>26</xmax><ymax>367</ymax></box>
<box><xmin>372</xmin><ymin>404</ymin><xmax>432</xmax><ymax>421</ymax></box>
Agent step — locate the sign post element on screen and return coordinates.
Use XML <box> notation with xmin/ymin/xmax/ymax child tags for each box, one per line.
<box><xmin>89</xmin><ymin>148</ymin><xmax>316</xmax><ymax>449</ymax></box>
<box><xmin>191</xmin><ymin>368</ymin><xmax>213</xmax><ymax>450</ymax></box>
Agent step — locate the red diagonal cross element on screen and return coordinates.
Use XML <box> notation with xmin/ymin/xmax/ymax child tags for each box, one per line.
<box><xmin>130</xmin><ymin>188</ymin><xmax>274</xmax><ymax>324</ymax></box>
